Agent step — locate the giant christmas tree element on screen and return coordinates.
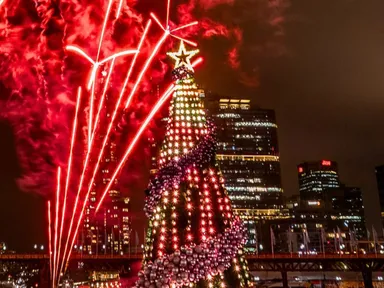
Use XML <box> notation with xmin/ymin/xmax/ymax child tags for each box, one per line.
<box><xmin>136</xmin><ymin>41</ymin><xmax>253</xmax><ymax>288</ymax></box>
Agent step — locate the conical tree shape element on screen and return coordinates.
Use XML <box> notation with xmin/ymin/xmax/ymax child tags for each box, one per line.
<box><xmin>136</xmin><ymin>42</ymin><xmax>253</xmax><ymax>288</ymax></box>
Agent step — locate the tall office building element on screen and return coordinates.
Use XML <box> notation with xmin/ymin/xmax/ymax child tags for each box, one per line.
<box><xmin>206</xmin><ymin>97</ymin><xmax>285</xmax><ymax>251</ymax></box>
<box><xmin>297</xmin><ymin>160</ymin><xmax>340</xmax><ymax>203</ymax></box>
<box><xmin>80</xmin><ymin>88</ymin><xmax>131</xmax><ymax>255</ymax></box>
<box><xmin>81</xmin><ymin>140</ymin><xmax>131</xmax><ymax>255</ymax></box>
<box><xmin>209</xmin><ymin>98</ymin><xmax>283</xmax><ymax>211</ymax></box>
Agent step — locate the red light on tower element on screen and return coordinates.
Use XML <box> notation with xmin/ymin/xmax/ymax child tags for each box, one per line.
<box><xmin>298</xmin><ymin>167</ymin><xmax>303</xmax><ymax>173</ymax></box>
<box><xmin>322</xmin><ymin>160</ymin><xmax>331</xmax><ymax>166</ymax></box>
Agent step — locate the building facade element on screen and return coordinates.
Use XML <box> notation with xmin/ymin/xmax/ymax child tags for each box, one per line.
<box><xmin>209</xmin><ymin>98</ymin><xmax>283</xmax><ymax>210</ymax></box>
<box><xmin>297</xmin><ymin>160</ymin><xmax>340</xmax><ymax>203</ymax></box>
<box><xmin>80</xmin><ymin>138</ymin><xmax>131</xmax><ymax>255</ymax></box>
<box><xmin>251</xmin><ymin>160</ymin><xmax>366</xmax><ymax>255</ymax></box>
<box><xmin>262</xmin><ymin>185</ymin><xmax>365</xmax><ymax>255</ymax></box>
<box><xmin>206</xmin><ymin>97</ymin><xmax>285</xmax><ymax>251</ymax></box>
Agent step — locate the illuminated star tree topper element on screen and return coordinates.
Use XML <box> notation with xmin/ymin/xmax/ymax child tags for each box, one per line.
<box><xmin>167</xmin><ymin>40</ymin><xmax>199</xmax><ymax>71</ymax></box>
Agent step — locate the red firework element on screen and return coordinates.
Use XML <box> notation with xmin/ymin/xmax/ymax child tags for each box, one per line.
<box><xmin>0</xmin><ymin>0</ymin><xmax>264</xmax><ymax>287</ymax></box>
<box><xmin>39</xmin><ymin>1</ymin><xmax>200</xmax><ymax>286</ymax></box>
<box><xmin>47</xmin><ymin>201</ymin><xmax>52</xmax><ymax>282</ymax></box>
<box><xmin>53</xmin><ymin>167</ymin><xmax>61</xmax><ymax>286</ymax></box>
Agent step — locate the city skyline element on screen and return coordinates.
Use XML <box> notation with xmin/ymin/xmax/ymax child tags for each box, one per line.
<box><xmin>1</xmin><ymin>0</ymin><xmax>384</xmax><ymax>253</ymax></box>
<box><xmin>0</xmin><ymin>92</ymin><xmax>381</xmax><ymax>250</ymax></box>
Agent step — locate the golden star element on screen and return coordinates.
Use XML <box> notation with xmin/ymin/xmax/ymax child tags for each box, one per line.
<box><xmin>167</xmin><ymin>41</ymin><xmax>199</xmax><ymax>70</ymax></box>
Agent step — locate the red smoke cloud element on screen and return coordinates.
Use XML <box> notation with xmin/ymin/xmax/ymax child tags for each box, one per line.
<box><xmin>199</xmin><ymin>0</ymin><xmax>234</xmax><ymax>10</ymax></box>
<box><xmin>175</xmin><ymin>0</ymin><xmax>289</xmax><ymax>87</ymax></box>
<box><xmin>228</xmin><ymin>47</ymin><xmax>240</xmax><ymax>69</ymax></box>
<box><xmin>0</xmin><ymin>0</ymin><xmax>288</xmax><ymax>199</ymax></box>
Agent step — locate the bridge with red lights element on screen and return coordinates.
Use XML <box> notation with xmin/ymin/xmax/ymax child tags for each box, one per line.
<box><xmin>1</xmin><ymin>252</ymin><xmax>383</xmax><ymax>261</ymax></box>
<box><xmin>1</xmin><ymin>253</ymin><xmax>383</xmax><ymax>288</ymax></box>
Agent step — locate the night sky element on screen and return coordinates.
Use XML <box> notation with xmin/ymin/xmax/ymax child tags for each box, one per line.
<box><xmin>1</xmin><ymin>0</ymin><xmax>384</xmax><ymax>250</ymax></box>
<box><xmin>198</xmin><ymin>0</ymin><xmax>384</xmax><ymax>231</ymax></box>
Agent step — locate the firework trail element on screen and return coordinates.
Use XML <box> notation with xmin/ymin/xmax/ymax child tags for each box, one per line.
<box><xmin>59</xmin><ymin>21</ymin><xmax>153</xmax><ymax>267</ymax></box>
<box><xmin>53</xmin><ymin>167</ymin><xmax>61</xmax><ymax>287</ymax></box>
<box><xmin>59</xmin><ymin>46</ymin><xmax>137</xmax><ymax>282</ymax></box>
<box><xmin>47</xmin><ymin>201</ymin><xmax>52</xmax><ymax>282</ymax></box>
<box><xmin>62</xmin><ymin>5</ymin><xmax>198</xmax><ymax>275</ymax></box>
<box><xmin>87</xmin><ymin>0</ymin><xmax>114</xmax><ymax>147</ymax></box>
<box><xmin>66</xmin><ymin>84</ymin><xmax>176</xmax><ymax>271</ymax></box>
<box><xmin>56</xmin><ymin>87</ymin><xmax>81</xmax><ymax>286</ymax></box>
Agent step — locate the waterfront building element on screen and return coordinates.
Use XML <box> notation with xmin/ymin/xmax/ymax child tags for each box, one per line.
<box><xmin>264</xmin><ymin>183</ymin><xmax>365</xmax><ymax>254</ymax></box>
<box><xmin>208</xmin><ymin>98</ymin><xmax>283</xmax><ymax>210</ymax></box>
<box><xmin>297</xmin><ymin>160</ymin><xmax>340</xmax><ymax>203</ymax></box>
<box><xmin>205</xmin><ymin>96</ymin><xmax>285</xmax><ymax>251</ymax></box>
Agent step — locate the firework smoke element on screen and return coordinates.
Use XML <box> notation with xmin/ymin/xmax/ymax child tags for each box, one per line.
<box><xmin>0</xmin><ymin>0</ymin><xmax>289</xmax><ymax>198</ymax></box>
<box><xmin>0</xmin><ymin>1</ymin><xmax>288</xmax><ymax>285</ymax></box>
<box><xmin>177</xmin><ymin>0</ymin><xmax>290</xmax><ymax>87</ymax></box>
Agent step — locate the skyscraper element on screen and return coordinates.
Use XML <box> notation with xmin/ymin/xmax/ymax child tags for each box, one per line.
<box><xmin>206</xmin><ymin>97</ymin><xmax>285</xmax><ymax>251</ymax></box>
<box><xmin>297</xmin><ymin>160</ymin><xmax>340</xmax><ymax>203</ymax></box>
<box><xmin>81</xmin><ymin>139</ymin><xmax>130</xmax><ymax>255</ymax></box>
<box><xmin>208</xmin><ymin>98</ymin><xmax>283</xmax><ymax>211</ymax></box>
<box><xmin>74</xmin><ymin>76</ymin><xmax>133</xmax><ymax>256</ymax></box>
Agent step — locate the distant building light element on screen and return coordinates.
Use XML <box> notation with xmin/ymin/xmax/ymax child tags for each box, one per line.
<box><xmin>322</xmin><ymin>160</ymin><xmax>331</xmax><ymax>166</ymax></box>
<box><xmin>308</xmin><ymin>201</ymin><xmax>320</xmax><ymax>206</ymax></box>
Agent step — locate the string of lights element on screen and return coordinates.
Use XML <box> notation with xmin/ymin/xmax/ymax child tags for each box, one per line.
<box><xmin>139</xmin><ymin>41</ymin><xmax>253</xmax><ymax>287</ymax></box>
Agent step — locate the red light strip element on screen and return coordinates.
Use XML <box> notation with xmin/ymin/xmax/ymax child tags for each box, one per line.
<box><xmin>91</xmin><ymin>58</ymin><xmax>115</xmax><ymax>140</ymax></box>
<box><xmin>166</xmin><ymin>0</ymin><xmax>171</xmax><ymax>29</ymax></box>
<box><xmin>116</xmin><ymin>0</ymin><xmax>124</xmax><ymax>19</ymax></box>
<box><xmin>48</xmin><ymin>201</ymin><xmax>52</xmax><ymax>283</ymax></box>
<box><xmin>96</xmin><ymin>0</ymin><xmax>114</xmax><ymax>62</ymax></box>
<box><xmin>171</xmin><ymin>21</ymin><xmax>199</xmax><ymax>33</ymax></box>
<box><xmin>57</xmin><ymin>87</ymin><xmax>81</xmax><ymax>283</ymax></box>
<box><xmin>125</xmin><ymin>32</ymin><xmax>168</xmax><ymax>108</ymax></box>
<box><xmin>53</xmin><ymin>167</ymin><xmax>61</xmax><ymax>286</ymax></box>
